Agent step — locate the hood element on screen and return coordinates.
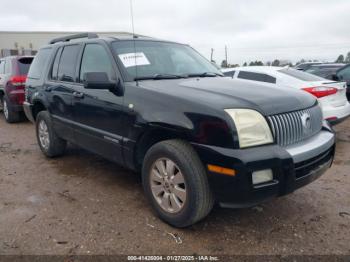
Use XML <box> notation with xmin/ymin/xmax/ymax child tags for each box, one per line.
<box><xmin>139</xmin><ymin>77</ymin><xmax>317</xmax><ymax>116</ymax></box>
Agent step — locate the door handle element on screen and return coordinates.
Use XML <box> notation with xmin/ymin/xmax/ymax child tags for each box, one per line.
<box><xmin>73</xmin><ymin>92</ymin><xmax>84</xmax><ymax>98</ymax></box>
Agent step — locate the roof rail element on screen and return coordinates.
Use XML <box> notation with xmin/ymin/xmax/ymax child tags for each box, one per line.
<box><xmin>49</xmin><ymin>33</ymin><xmax>98</xmax><ymax>44</ymax></box>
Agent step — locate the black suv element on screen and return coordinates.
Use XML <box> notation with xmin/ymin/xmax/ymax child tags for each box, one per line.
<box><xmin>24</xmin><ymin>33</ymin><xmax>335</xmax><ymax>227</ymax></box>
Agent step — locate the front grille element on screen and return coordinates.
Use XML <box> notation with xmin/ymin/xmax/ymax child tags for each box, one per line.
<box><xmin>294</xmin><ymin>147</ymin><xmax>333</xmax><ymax>179</ymax></box>
<box><xmin>267</xmin><ymin>106</ymin><xmax>323</xmax><ymax>147</ymax></box>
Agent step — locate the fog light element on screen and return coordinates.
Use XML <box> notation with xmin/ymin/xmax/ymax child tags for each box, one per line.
<box><xmin>252</xmin><ymin>169</ymin><xmax>273</xmax><ymax>185</ymax></box>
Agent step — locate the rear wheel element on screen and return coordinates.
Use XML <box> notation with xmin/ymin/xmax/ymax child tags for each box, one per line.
<box><xmin>3</xmin><ymin>97</ymin><xmax>21</xmax><ymax>123</ymax></box>
<box><xmin>142</xmin><ymin>139</ymin><xmax>214</xmax><ymax>227</ymax></box>
<box><xmin>36</xmin><ymin>111</ymin><xmax>66</xmax><ymax>157</ymax></box>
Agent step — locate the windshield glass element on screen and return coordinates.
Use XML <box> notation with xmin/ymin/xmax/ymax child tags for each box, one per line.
<box><xmin>279</xmin><ymin>68</ymin><xmax>324</xmax><ymax>81</ymax></box>
<box><xmin>112</xmin><ymin>40</ymin><xmax>221</xmax><ymax>81</ymax></box>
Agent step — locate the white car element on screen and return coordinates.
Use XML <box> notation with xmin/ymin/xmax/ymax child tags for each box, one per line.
<box><xmin>222</xmin><ymin>66</ymin><xmax>350</xmax><ymax>124</ymax></box>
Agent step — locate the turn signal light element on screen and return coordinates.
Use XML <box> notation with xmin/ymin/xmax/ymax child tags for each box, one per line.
<box><xmin>302</xmin><ymin>86</ymin><xmax>337</xmax><ymax>98</ymax></box>
<box><xmin>207</xmin><ymin>164</ymin><xmax>236</xmax><ymax>176</ymax></box>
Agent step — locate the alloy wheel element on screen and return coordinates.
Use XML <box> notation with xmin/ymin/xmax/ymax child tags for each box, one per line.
<box><xmin>150</xmin><ymin>158</ymin><xmax>187</xmax><ymax>213</ymax></box>
<box><xmin>38</xmin><ymin>120</ymin><xmax>50</xmax><ymax>150</ymax></box>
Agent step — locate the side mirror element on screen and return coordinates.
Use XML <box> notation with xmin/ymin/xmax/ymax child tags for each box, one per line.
<box><xmin>331</xmin><ymin>73</ymin><xmax>340</xmax><ymax>81</ymax></box>
<box><xmin>83</xmin><ymin>72</ymin><xmax>116</xmax><ymax>90</ymax></box>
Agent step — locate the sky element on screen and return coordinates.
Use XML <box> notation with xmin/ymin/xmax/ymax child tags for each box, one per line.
<box><xmin>0</xmin><ymin>0</ymin><xmax>350</xmax><ymax>65</ymax></box>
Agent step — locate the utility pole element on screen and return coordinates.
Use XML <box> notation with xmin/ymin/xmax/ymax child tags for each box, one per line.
<box><xmin>225</xmin><ymin>45</ymin><xmax>228</xmax><ymax>65</ymax></box>
<box><xmin>210</xmin><ymin>48</ymin><xmax>214</xmax><ymax>62</ymax></box>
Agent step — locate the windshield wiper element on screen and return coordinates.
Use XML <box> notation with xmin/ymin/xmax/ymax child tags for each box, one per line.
<box><xmin>134</xmin><ymin>74</ymin><xmax>185</xmax><ymax>81</ymax></box>
<box><xmin>185</xmin><ymin>72</ymin><xmax>223</xmax><ymax>78</ymax></box>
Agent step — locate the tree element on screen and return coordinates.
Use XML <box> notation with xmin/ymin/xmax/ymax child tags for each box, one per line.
<box><xmin>345</xmin><ymin>52</ymin><xmax>350</xmax><ymax>63</ymax></box>
<box><xmin>335</xmin><ymin>55</ymin><xmax>344</xmax><ymax>63</ymax></box>
<box><xmin>221</xmin><ymin>60</ymin><xmax>228</xmax><ymax>68</ymax></box>
<box><xmin>272</xmin><ymin>59</ymin><xmax>280</xmax><ymax>66</ymax></box>
<box><xmin>243</xmin><ymin>62</ymin><xmax>247</xmax><ymax>67</ymax></box>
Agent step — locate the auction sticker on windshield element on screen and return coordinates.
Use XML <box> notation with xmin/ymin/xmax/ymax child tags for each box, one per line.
<box><xmin>118</xmin><ymin>52</ymin><xmax>150</xmax><ymax>68</ymax></box>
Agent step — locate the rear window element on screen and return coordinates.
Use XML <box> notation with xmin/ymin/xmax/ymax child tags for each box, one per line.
<box><xmin>28</xmin><ymin>48</ymin><xmax>52</xmax><ymax>79</ymax></box>
<box><xmin>279</xmin><ymin>68</ymin><xmax>324</xmax><ymax>81</ymax></box>
<box><xmin>17</xmin><ymin>57</ymin><xmax>34</xmax><ymax>75</ymax></box>
<box><xmin>238</xmin><ymin>71</ymin><xmax>276</xmax><ymax>84</ymax></box>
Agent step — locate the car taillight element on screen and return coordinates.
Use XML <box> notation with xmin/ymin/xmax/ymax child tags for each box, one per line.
<box><xmin>9</xmin><ymin>75</ymin><xmax>27</xmax><ymax>87</ymax></box>
<box><xmin>302</xmin><ymin>86</ymin><xmax>338</xmax><ymax>98</ymax></box>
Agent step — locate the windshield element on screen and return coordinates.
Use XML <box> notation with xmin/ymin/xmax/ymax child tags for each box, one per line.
<box><xmin>278</xmin><ymin>68</ymin><xmax>324</xmax><ymax>81</ymax></box>
<box><xmin>112</xmin><ymin>40</ymin><xmax>221</xmax><ymax>81</ymax></box>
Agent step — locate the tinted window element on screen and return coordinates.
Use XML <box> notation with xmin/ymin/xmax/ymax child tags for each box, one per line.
<box><xmin>57</xmin><ymin>45</ymin><xmax>80</xmax><ymax>82</ymax></box>
<box><xmin>79</xmin><ymin>44</ymin><xmax>114</xmax><ymax>82</ymax></box>
<box><xmin>279</xmin><ymin>68</ymin><xmax>324</xmax><ymax>81</ymax></box>
<box><xmin>0</xmin><ymin>60</ymin><xmax>5</xmax><ymax>74</ymax></box>
<box><xmin>238</xmin><ymin>71</ymin><xmax>276</xmax><ymax>84</ymax></box>
<box><xmin>18</xmin><ymin>57</ymin><xmax>34</xmax><ymax>75</ymax></box>
<box><xmin>51</xmin><ymin>47</ymin><xmax>63</xmax><ymax>80</ymax></box>
<box><xmin>223</xmin><ymin>71</ymin><xmax>235</xmax><ymax>77</ymax></box>
<box><xmin>338</xmin><ymin>66</ymin><xmax>350</xmax><ymax>81</ymax></box>
<box><xmin>28</xmin><ymin>48</ymin><xmax>52</xmax><ymax>79</ymax></box>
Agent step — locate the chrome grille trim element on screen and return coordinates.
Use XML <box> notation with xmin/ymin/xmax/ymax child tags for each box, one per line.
<box><xmin>268</xmin><ymin>106</ymin><xmax>323</xmax><ymax>147</ymax></box>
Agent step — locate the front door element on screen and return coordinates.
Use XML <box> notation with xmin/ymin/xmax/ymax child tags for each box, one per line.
<box><xmin>71</xmin><ymin>43</ymin><xmax>125</xmax><ymax>165</ymax></box>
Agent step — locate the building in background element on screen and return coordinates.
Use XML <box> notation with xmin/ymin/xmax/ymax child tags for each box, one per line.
<box><xmin>0</xmin><ymin>31</ymin><xmax>134</xmax><ymax>57</ymax></box>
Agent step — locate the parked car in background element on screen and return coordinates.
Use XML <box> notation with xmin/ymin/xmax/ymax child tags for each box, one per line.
<box><xmin>295</xmin><ymin>62</ymin><xmax>323</xmax><ymax>71</ymax></box>
<box><xmin>24</xmin><ymin>33</ymin><xmax>335</xmax><ymax>227</ymax></box>
<box><xmin>0</xmin><ymin>56</ymin><xmax>34</xmax><ymax>123</ymax></box>
<box><xmin>331</xmin><ymin>64</ymin><xmax>350</xmax><ymax>100</ymax></box>
<box><xmin>305</xmin><ymin>63</ymin><xmax>345</xmax><ymax>79</ymax></box>
<box><xmin>222</xmin><ymin>66</ymin><xmax>350</xmax><ymax>124</ymax></box>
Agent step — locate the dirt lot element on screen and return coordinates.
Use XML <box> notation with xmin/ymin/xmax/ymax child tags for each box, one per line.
<box><xmin>0</xmin><ymin>114</ymin><xmax>349</xmax><ymax>256</ymax></box>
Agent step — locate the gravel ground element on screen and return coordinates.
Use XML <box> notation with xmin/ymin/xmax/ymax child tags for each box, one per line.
<box><xmin>0</xmin><ymin>114</ymin><xmax>349</xmax><ymax>256</ymax></box>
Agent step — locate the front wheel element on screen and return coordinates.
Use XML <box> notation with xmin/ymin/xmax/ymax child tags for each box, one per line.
<box><xmin>36</xmin><ymin>111</ymin><xmax>67</xmax><ymax>157</ymax></box>
<box><xmin>142</xmin><ymin>139</ymin><xmax>214</xmax><ymax>227</ymax></box>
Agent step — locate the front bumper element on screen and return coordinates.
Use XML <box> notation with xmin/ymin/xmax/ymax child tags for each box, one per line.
<box><xmin>192</xmin><ymin>129</ymin><xmax>335</xmax><ymax>208</ymax></box>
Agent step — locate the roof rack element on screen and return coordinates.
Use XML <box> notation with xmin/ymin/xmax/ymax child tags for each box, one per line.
<box><xmin>49</xmin><ymin>33</ymin><xmax>98</xmax><ymax>44</ymax></box>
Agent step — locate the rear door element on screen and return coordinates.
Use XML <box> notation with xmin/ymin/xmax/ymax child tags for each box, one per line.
<box><xmin>45</xmin><ymin>44</ymin><xmax>82</xmax><ymax>142</ymax></box>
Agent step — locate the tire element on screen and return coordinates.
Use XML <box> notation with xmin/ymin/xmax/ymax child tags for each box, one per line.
<box><xmin>142</xmin><ymin>139</ymin><xmax>214</xmax><ymax>227</ymax></box>
<box><xmin>3</xmin><ymin>97</ymin><xmax>21</xmax><ymax>123</ymax></box>
<box><xmin>36</xmin><ymin>111</ymin><xmax>67</xmax><ymax>157</ymax></box>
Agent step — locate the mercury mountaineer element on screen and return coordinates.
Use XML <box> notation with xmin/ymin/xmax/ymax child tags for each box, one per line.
<box><xmin>23</xmin><ymin>33</ymin><xmax>335</xmax><ymax>227</ymax></box>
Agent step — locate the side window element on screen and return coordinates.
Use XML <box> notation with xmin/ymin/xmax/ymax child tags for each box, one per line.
<box><xmin>223</xmin><ymin>71</ymin><xmax>235</xmax><ymax>77</ymax></box>
<box><xmin>57</xmin><ymin>45</ymin><xmax>80</xmax><ymax>82</ymax></box>
<box><xmin>79</xmin><ymin>44</ymin><xmax>114</xmax><ymax>82</ymax></box>
<box><xmin>51</xmin><ymin>47</ymin><xmax>63</xmax><ymax>80</ymax></box>
<box><xmin>338</xmin><ymin>66</ymin><xmax>350</xmax><ymax>81</ymax></box>
<box><xmin>27</xmin><ymin>48</ymin><xmax>52</xmax><ymax>79</ymax></box>
<box><xmin>238</xmin><ymin>71</ymin><xmax>276</xmax><ymax>84</ymax></box>
<box><xmin>5</xmin><ymin>59</ymin><xmax>12</xmax><ymax>74</ymax></box>
<box><xmin>0</xmin><ymin>60</ymin><xmax>5</xmax><ymax>74</ymax></box>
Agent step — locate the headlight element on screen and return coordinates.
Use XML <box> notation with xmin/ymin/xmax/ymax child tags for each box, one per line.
<box><xmin>225</xmin><ymin>109</ymin><xmax>274</xmax><ymax>148</ymax></box>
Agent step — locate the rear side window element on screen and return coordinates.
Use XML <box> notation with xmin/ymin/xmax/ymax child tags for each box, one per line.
<box><xmin>338</xmin><ymin>66</ymin><xmax>350</xmax><ymax>81</ymax></box>
<box><xmin>238</xmin><ymin>71</ymin><xmax>276</xmax><ymax>84</ymax></box>
<box><xmin>0</xmin><ymin>60</ymin><xmax>5</xmax><ymax>74</ymax></box>
<box><xmin>5</xmin><ymin>59</ymin><xmax>12</xmax><ymax>74</ymax></box>
<box><xmin>28</xmin><ymin>48</ymin><xmax>52</xmax><ymax>79</ymax></box>
<box><xmin>17</xmin><ymin>57</ymin><xmax>34</xmax><ymax>75</ymax></box>
<box><xmin>279</xmin><ymin>68</ymin><xmax>324</xmax><ymax>81</ymax></box>
<box><xmin>51</xmin><ymin>47</ymin><xmax>63</xmax><ymax>80</ymax></box>
<box><xmin>57</xmin><ymin>45</ymin><xmax>80</xmax><ymax>82</ymax></box>
<box><xmin>223</xmin><ymin>70</ymin><xmax>235</xmax><ymax>77</ymax></box>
